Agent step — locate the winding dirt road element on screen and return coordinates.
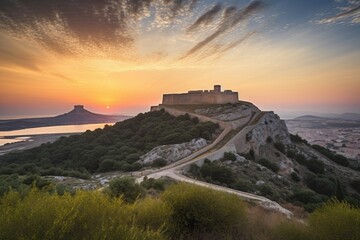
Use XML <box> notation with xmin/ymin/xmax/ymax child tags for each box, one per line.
<box><xmin>136</xmin><ymin>108</ymin><xmax>293</xmax><ymax>217</ymax></box>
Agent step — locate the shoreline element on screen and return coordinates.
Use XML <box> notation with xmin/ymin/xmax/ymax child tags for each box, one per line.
<box><xmin>0</xmin><ymin>133</ymin><xmax>80</xmax><ymax>155</ymax></box>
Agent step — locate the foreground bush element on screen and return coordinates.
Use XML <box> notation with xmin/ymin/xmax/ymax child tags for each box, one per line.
<box><xmin>271</xmin><ymin>201</ymin><xmax>360</xmax><ymax>240</ymax></box>
<box><xmin>271</xmin><ymin>222</ymin><xmax>310</xmax><ymax>240</ymax></box>
<box><xmin>162</xmin><ymin>183</ymin><xmax>247</xmax><ymax>239</ymax></box>
<box><xmin>308</xmin><ymin>201</ymin><xmax>360</xmax><ymax>240</ymax></box>
<box><xmin>0</xmin><ymin>189</ymin><xmax>164</xmax><ymax>240</ymax></box>
<box><xmin>1</xmin><ymin>184</ymin><xmax>359</xmax><ymax>240</ymax></box>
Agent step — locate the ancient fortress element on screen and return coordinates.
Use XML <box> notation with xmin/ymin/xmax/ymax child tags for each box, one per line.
<box><xmin>162</xmin><ymin>85</ymin><xmax>239</xmax><ymax>105</ymax></box>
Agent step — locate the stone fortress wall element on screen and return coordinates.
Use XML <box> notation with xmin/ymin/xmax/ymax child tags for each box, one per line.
<box><xmin>162</xmin><ymin>85</ymin><xmax>238</xmax><ymax>105</ymax></box>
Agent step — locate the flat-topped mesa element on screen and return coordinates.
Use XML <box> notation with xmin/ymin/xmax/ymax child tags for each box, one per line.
<box><xmin>162</xmin><ymin>85</ymin><xmax>239</xmax><ymax>105</ymax></box>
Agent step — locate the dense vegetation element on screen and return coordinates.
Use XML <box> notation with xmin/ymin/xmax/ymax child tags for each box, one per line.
<box><xmin>0</xmin><ymin>110</ymin><xmax>219</xmax><ymax>178</ymax></box>
<box><xmin>312</xmin><ymin>144</ymin><xmax>349</xmax><ymax>166</ymax></box>
<box><xmin>290</xmin><ymin>134</ymin><xmax>309</xmax><ymax>145</ymax></box>
<box><xmin>188</xmin><ymin>157</ymin><xmax>283</xmax><ymax>199</ymax></box>
<box><xmin>1</xmin><ymin>181</ymin><xmax>359</xmax><ymax>240</ymax></box>
<box><xmin>289</xmin><ymin>134</ymin><xmax>358</xmax><ymax>171</ymax></box>
<box><xmin>188</xmin><ymin>151</ymin><xmax>360</xmax><ymax>212</ymax></box>
<box><xmin>258</xmin><ymin>158</ymin><xmax>280</xmax><ymax>173</ymax></box>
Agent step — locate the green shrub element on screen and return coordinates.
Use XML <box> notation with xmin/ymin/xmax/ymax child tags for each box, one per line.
<box><xmin>126</xmin><ymin>153</ymin><xmax>141</xmax><ymax>163</ymax></box>
<box><xmin>306</xmin><ymin>159</ymin><xmax>325</xmax><ymax>174</ymax></box>
<box><xmin>188</xmin><ymin>164</ymin><xmax>201</xmax><ymax>177</ymax></box>
<box><xmin>308</xmin><ymin>201</ymin><xmax>360</xmax><ymax>240</ymax></box>
<box><xmin>294</xmin><ymin>153</ymin><xmax>307</xmax><ymax>165</ymax></box>
<box><xmin>107</xmin><ymin>177</ymin><xmax>145</xmax><ymax>203</ymax></box>
<box><xmin>230</xmin><ymin>179</ymin><xmax>252</xmax><ymax>192</ymax></box>
<box><xmin>287</xmin><ymin>149</ymin><xmax>296</xmax><ymax>158</ymax></box>
<box><xmin>152</xmin><ymin>158</ymin><xmax>167</xmax><ymax>168</ymax></box>
<box><xmin>141</xmin><ymin>178</ymin><xmax>167</xmax><ymax>191</ymax></box>
<box><xmin>97</xmin><ymin>159</ymin><xmax>117</xmax><ymax>172</ymax></box>
<box><xmin>312</xmin><ymin>145</ymin><xmax>349</xmax><ymax>167</ymax></box>
<box><xmin>271</xmin><ymin>222</ymin><xmax>310</xmax><ymax>240</ymax></box>
<box><xmin>250</xmin><ymin>149</ymin><xmax>255</xmax><ymax>159</ymax></box>
<box><xmin>258</xmin><ymin>184</ymin><xmax>279</xmax><ymax>200</ymax></box>
<box><xmin>291</xmin><ymin>172</ymin><xmax>301</xmax><ymax>182</ymax></box>
<box><xmin>274</xmin><ymin>142</ymin><xmax>285</xmax><ymax>153</ymax></box>
<box><xmin>288</xmin><ymin>189</ymin><xmax>324</xmax><ymax>205</ymax></box>
<box><xmin>258</xmin><ymin>158</ymin><xmax>280</xmax><ymax>173</ymax></box>
<box><xmin>224</xmin><ymin>152</ymin><xmax>237</xmax><ymax>161</ymax></box>
<box><xmin>132</xmin><ymin>198</ymin><xmax>171</xmax><ymax>231</ymax></box>
<box><xmin>200</xmin><ymin>162</ymin><xmax>236</xmax><ymax>185</ymax></box>
<box><xmin>290</xmin><ymin>134</ymin><xmax>308</xmax><ymax>144</ymax></box>
<box><xmin>0</xmin><ymin>189</ymin><xmax>164</xmax><ymax>240</ymax></box>
<box><xmin>161</xmin><ymin>183</ymin><xmax>247</xmax><ymax>239</ymax></box>
<box><xmin>335</xmin><ymin>178</ymin><xmax>345</xmax><ymax>201</ymax></box>
<box><xmin>350</xmin><ymin>179</ymin><xmax>360</xmax><ymax>193</ymax></box>
<box><xmin>306</xmin><ymin>175</ymin><xmax>335</xmax><ymax>196</ymax></box>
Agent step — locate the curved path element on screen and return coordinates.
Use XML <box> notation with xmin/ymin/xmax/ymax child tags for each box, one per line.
<box><xmin>136</xmin><ymin>110</ymin><xmax>293</xmax><ymax>217</ymax></box>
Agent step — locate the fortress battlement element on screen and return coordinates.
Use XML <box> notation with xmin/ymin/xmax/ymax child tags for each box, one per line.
<box><xmin>162</xmin><ymin>85</ymin><xmax>238</xmax><ymax>105</ymax></box>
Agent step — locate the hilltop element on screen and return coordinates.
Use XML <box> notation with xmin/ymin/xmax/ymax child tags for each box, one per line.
<box><xmin>0</xmin><ymin>105</ymin><xmax>130</xmax><ymax>131</ymax></box>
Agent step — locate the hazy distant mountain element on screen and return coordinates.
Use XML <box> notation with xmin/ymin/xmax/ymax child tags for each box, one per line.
<box><xmin>337</xmin><ymin>113</ymin><xmax>360</xmax><ymax>120</ymax></box>
<box><xmin>294</xmin><ymin>113</ymin><xmax>360</xmax><ymax>121</ymax></box>
<box><xmin>0</xmin><ymin>105</ymin><xmax>131</xmax><ymax>131</ymax></box>
<box><xmin>294</xmin><ymin>115</ymin><xmax>328</xmax><ymax>121</ymax></box>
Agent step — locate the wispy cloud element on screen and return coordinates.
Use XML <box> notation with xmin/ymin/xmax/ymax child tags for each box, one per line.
<box><xmin>181</xmin><ymin>1</ymin><xmax>265</xmax><ymax>60</ymax></box>
<box><xmin>0</xmin><ymin>0</ymin><xmax>266</xmax><ymax>64</ymax></box>
<box><xmin>219</xmin><ymin>31</ymin><xmax>256</xmax><ymax>54</ymax></box>
<box><xmin>318</xmin><ymin>0</ymin><xmax>360</xmax><ymax>24</ymax></box>
<box><xmin>187</xmin><ymin>4</ymin><xmax>223</xmax><ymax>33</ymax></box>
<box><xmin>0</xmin><ymin>33</ymin><xmax>43</xmax><ymax>71</ymax></box>
<box><xmin>51</xmin><ymin>73</ymin><xmax>77</xmax><ymax>84</ymax></box>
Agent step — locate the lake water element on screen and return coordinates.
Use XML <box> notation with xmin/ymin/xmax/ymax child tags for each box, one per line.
<box><xmin>0</xmin><ymin>123</ymin><xmax>114</xmax><ymax>146</ymax></box>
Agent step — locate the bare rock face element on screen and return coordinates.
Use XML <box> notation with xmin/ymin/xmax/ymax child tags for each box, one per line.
<box><xmin>234</xmin><ymin>112</ymin><xmax>291</xmax><ymax>156</ymax></box>
<box><xmin>194</xmin><ymin>102</ymin><xmax>260</xmax><ymax>121</ymax></box>
<box><xmin>139</xmin><ymin>138</ymin><xmax>208</xmax><ymax>164</ymax></box>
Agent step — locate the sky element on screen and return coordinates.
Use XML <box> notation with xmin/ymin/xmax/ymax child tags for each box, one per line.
<box><xmin>0</xmin><ymin>0</ymin><xmax>359</xmax><ymax>118</ymax></box>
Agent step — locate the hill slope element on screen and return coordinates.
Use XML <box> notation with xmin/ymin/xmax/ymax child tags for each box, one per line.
<box><xmin>0</xmin><ymin>110</ymin><xmax>219</xmax><ymax>177</ymax></box>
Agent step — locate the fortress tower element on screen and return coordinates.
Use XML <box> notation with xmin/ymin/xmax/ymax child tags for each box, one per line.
<box><xmin>162</xmin><ymin>85</ymin><xmax>239</xmax><ymax>105</ymax></box>
<box><xmin>73</xmin><ymin>105</ymin><xmax>85</xmax><ymax>111</ymax></box>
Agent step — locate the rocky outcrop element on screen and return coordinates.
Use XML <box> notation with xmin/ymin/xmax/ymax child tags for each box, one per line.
<box><xmin>139</xmin><ymin>138</ymin><xmax>208</xmax><ymax>164</ymax></box>
<box><xmin>234</xmin><ymin>112</ymin><xmax>291</xmax><ymax>156</ymax></box>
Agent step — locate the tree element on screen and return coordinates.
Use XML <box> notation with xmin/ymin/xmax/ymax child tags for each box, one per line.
<box><xmin>107</xmin><ymin>177</ymin><xmax>145</xmax><ymax>203</ymax></box>
<box><xmin>97</xmin><ymin>159</ymin><xmax>116</xmax><ymax>172</ymax></box>
<box><xmin>200</xmin><ymin>162</ymin><xmax>235</xmax><ymax>185</ymax></box>
<box><xmin>291</xmin><ymin>172</ymin><xmax>301</xmax><ymax>182</ymax></box>
<box><xmin>306</xmin><ymin>175</ymin><xmax>335</xmax><ymax>196</ymax></box>
<box><xmin>306</xmin><ymin>159</ymin><xmax>325</xmax><ymax>174</ymax></box>
<box><xmin>258</xmin><ymin>158</ymin><xmax>279</xmax><ymax>173</ymax></box>
<box><xmin>335</xmin><ymin>178</ymin><xmax>345</xmax><ymax>201</ymax></box>
<box><xmin>350</xmin><ymin>179</ymin><xmax>360</xmax><ymax>193</ymax></box>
